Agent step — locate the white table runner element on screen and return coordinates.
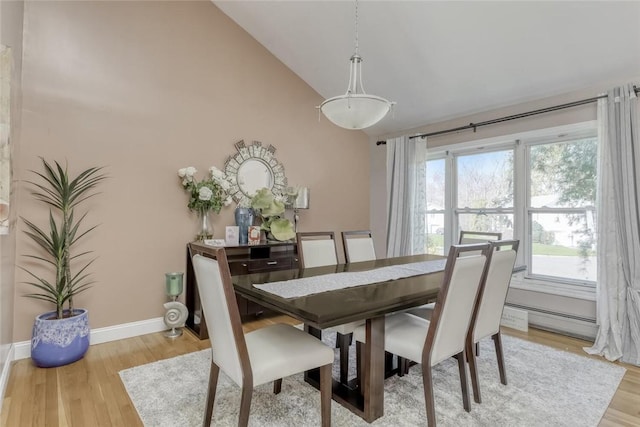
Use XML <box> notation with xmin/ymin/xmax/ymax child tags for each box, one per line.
<box><xmin>253</xmin><ymin>259</ymin><xmax>447</xmax><ymax>299</ymax></box>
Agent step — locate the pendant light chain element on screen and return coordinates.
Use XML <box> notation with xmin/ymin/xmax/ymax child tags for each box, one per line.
<box><xmin>354</xmin><ymin>0</ymin><xmax>359</xmax><ymax>56</ymax></box>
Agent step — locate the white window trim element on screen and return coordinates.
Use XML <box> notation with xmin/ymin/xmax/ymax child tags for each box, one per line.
<box><xmin>427</xmin><ymin>120</ymin><xmax>598</xmax><ymax>297</ymax></box>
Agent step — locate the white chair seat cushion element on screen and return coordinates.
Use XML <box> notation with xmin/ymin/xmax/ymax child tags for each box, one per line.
<box><xmin>245</xmin><ymin>323</ymin><xmax>334</xmax><ymax>387</ymax></box>
<box><xmin>353</xmin><ymin>313</ymin><xmax>430</xmax><ymax>365</ymax></box>
<box><xmin>405</xmin><ymin>302</ymin><xmax>435</xmax><ymax>320</ymax></box>
<box><xmin>329</xmin><ymin>321</ymin><xmax>364</xmax><ymax>335</ymax></box>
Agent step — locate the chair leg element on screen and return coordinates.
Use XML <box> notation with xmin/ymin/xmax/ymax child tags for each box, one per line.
<box><xmin>493</xmin><ymin>332</ymin><xmax>508</xmax><ymax>385</ymax></box>
<box><xmin>422</xmin><ymin>364</ymin><xmax>436</xmax><ymax>427</ymax></box>
<box><xmin>466</xmin><ymin>339</ymin><xmax>482</xmax><ymax>404</ymax></box>
<box><xmin>203</xmin><ymin>361</ymin><xmax>219</xmax><ymax>427</ymax></box>
<box><xmin>337</xmin><ymin>332</ymin><xmax>352</xmax><ymax>385</ymax></box>
<box><xmin>238</xmin><ymin>385</ymin><xmax>253</xmax><ymax>427</ymax></box>
<box><xmin>355</xmin><ymin>340</ymin><xmax>363</xmax><ymax>391</ymax></box>
<box><xmin>273</xmin><ymin>379</ymin><xmax>282</xmax><ymax>394</ymax></box>
<box><xmin>456</xmin><ymin>351</ymin><xmax>471</xmax><ymax>412</ymax></box>
<box><xmin>397</xmin><ymin>357</ymin><xmax>407</xmax><ymax>377</ymax></box>
<box><xmin>320</xmin><ymin>363</ymin><xmax>332</xmax><ymax>427</ymax></box>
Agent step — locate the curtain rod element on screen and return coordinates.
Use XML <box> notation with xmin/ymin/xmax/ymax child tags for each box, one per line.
<box><xmin>376</xmin><ymin>85</ymin><xmax>639</xmax><ymax>145</ymax></box>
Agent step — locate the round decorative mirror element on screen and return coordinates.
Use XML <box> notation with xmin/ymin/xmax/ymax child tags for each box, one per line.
<box><xmin>224</xmin><ymin>140</ymin><xmax>287</xmax><ymax>205</ymax></box>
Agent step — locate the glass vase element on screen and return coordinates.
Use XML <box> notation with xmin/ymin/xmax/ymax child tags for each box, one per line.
<box><xmin>234</xmin><ymin>207</ymin><xmax>254</xmax><ymax>245</ymax></box>
<box><xmin>196</xmin><ymin>209</ymin><xmax>213</xmax><ymax>241</ymax></box>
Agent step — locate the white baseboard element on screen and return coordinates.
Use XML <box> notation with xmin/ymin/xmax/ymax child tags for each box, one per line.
<box><xmin>13</xmin><ymin>317</ymin><xmax>166</xmax><ymax>361</ymax></box>
<box><xmin>0</xmin><ymin>344</ymin><xmax>15</xmax><ymax>404</ymax></box>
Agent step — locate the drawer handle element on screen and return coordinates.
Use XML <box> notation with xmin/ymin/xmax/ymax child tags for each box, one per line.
<box><xmin>266</xmin><ymin>261</ymin><xmax>278</xmax><ymax>265</ymax></box>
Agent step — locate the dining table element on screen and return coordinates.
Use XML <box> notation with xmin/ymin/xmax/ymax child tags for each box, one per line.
<box><xmin>231</xmin><ymin>253</ymin><xmax>447</xmax><ymax>423</ymax></box>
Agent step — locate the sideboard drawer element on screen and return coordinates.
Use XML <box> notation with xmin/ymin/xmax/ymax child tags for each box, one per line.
<box><xmin>247</xmin><ymin>258</ymin><xmax>292</xmax><ymax>272</ymax></box>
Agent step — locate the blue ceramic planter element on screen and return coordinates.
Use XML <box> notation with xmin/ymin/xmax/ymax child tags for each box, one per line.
<box><xmin>31</xmin><ymin>308</ymin><xmax>90</xmax><ymax>368</ymax></box>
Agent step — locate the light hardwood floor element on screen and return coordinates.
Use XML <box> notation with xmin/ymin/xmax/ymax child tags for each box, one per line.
<box><xmin>2</xmin><ymin>315</ymin><xmax>639</xmax><ymax>426</ymax></box>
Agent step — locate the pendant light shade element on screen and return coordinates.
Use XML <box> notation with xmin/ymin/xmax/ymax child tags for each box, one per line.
<box><xmin>318</xmin><ymin>2</ymin><xmax>395</xmax><ymax>130</ymax></box>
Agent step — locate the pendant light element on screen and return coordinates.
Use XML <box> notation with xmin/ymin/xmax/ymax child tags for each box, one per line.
<box><xmin>318</xmin><ymin>0</ymin><xmax>395</xmax><ymax>130</ymax></box>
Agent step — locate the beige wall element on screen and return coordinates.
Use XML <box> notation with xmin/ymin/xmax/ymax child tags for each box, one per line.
<box><xmin>12</xmin><ymin>0</ymin><xmax>369</xmax><ymax>342</ymax></box>
<box><xmin>1</xmin><ymin>0</ymin><xmax>23</xmax><ymax>374</ymax></box>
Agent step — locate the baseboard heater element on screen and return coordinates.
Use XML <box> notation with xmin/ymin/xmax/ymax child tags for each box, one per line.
<box><xmin>505</xmin><ymin>303</ymin><xmax>597</xmax><ymax>341</ymax></box>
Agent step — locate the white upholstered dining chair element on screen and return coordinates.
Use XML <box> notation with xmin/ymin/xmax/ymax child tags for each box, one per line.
<box><xmin>353</xmin><ymin>243</ymin><xmax>491</xmax><ymax>426</ymax></box>
<box><xmin>296</xmin><ymin>231</ymin><xmax>360</xmax><ymax>385</ymax></box>
<box><xmin>191</xmin><ymin>251</ymin><xmax>334</xmax><ymax>427</ymax></box>
<box><xmin>341</xmin><ymin>230</ymin><xmax>376</xmax><ymax>263</ymax></box>
<box><xmin>407</xmin><ymin>230</ymin><xmax>503</xmax><ymax>319</ymax></box>
<box><xmin>466</xmin><ymin>239</ymin><xmax>519</xmax><ymax>403</ymax></box>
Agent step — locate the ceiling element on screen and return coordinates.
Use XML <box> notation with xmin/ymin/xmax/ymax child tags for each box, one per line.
<box><xmin>213</xmin><ymin>1</ymin><xmax>640</xmax><ymax>137</ymax></box>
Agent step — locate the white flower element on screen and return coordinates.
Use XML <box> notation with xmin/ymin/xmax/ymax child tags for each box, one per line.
<box><xmin>178</xmin><ymin>168</ymin><xmax>187</xmax><ymax>178</ymax></box>
<box><xmin>223</xmin><ymin>196</ymin><xmax>233</xmax><ymax>206</ymax></box>
<box><xmin>198</xmin><ymin>187</ymin><xmax>213</xmax><ymax>201</ymax></box>
<box><xmin>185</xmin><ymin>167</ymin><xmax>197</xmax><ymax>177</ymax></box>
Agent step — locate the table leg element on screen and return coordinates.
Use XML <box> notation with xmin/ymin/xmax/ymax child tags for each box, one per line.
<box><xmin>363</xmin><ymin>316</ymin><xmax>385</xmax><ymax>422</ymax></box>
<box><xmin>303</xmin><ymin>319</ymin><xmax>385</xmax><ymax>423</ymax></box>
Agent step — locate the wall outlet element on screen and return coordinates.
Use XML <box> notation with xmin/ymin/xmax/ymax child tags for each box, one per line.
<box><xmin>501</xmin><ymin>306</ymin><xmax>529</xmax><ymax>332</ymax></box>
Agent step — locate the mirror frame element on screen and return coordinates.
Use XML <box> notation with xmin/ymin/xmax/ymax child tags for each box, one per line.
<box><xmin>224</xmin><ymin>140</ymin><xmax>287</xmax><ymax>205</ymax></box>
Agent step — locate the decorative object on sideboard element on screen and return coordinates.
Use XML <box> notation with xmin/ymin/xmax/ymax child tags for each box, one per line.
<box><xmin>250</xmin><ymin>187</ymin><xmax>297</xmax><ymax>241</ymax></box>
<box><xmin>224</xmin><ymin>140</ymin><xmax>288</xmax><ymax>206</ymax></box>
<box><xmin>21</xmin><ymin>158</ymin><xmax>106</xmax><ymax>368</ymax></box>
<box><xmin>234</xmin><ymin>206</ymin><xmax>254</xmax><ymax>245</ymax></box>
<box><xmin>291</xmin><ymin>187</ymin><xmax>310</xmax><ymax>233</ymax></box>
<box><xmin>163</xmin><ymin>272</ymin><xmax>188</xmax><ymax>338</ymax></box>
<box><xmin>248</xmin><ymin>225</ymin><xmax>261</xmax><ymax>245</ymax></box>
<box><xmin>317</xmin><ymin>0</ymin><xmax>395</xmax><ymax>130</ymax></box>
<box><xmin>177</xmin><ymin>166</ymin><xmax>233</xmax><ymax>241</ymax></box>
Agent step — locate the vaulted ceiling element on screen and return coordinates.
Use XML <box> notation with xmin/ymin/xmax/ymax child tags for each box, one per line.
<box><xmin>214</xmin><ymin>1</ymin><xmax>640</xmax><ymax>137</ymax></box>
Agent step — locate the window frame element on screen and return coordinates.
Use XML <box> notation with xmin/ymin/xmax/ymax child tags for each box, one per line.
<box><xmin>425</xmin><ymin>121</ymin><xmax>597</xmax><ymax>290</ymax></box>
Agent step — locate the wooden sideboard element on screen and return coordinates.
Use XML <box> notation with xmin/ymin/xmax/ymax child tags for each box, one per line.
<box><xmin>186</xmin><ymin>241</ymin><xmax>299</xmax><ymax>339</ymax></box>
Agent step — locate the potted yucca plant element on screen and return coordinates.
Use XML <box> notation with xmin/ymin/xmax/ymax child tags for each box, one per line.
<box><xmin>21</xmin><ymin>158</ymin><xmax>106</xmax><ymax>368</ymax></box>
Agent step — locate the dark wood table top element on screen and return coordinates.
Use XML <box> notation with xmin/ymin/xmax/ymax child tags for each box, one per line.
<box><xmin>232</xmin><ymin>254</ymin><xmax>446</xmax><ymax>329</ymax></box>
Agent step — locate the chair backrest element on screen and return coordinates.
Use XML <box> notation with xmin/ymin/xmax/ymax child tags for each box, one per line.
<box><xmin>297</xmin><ymin>231</ymin><xmax>339</xmax><ymax>268</ymax></box>
<box><xmin>341</xmin><ymin>230</ymin><xmax>376</xmax><ymax>263</ymax></box>
<box><xmin>190</xmin><ymin>250</ymin><xmax>251</xmax><ymax>388</ymax></box>
<box><xmin>424</xmin><ymin>243</ymin><xmax>491</xmax><ymax>366</ymax></box>
<box><xmin>470</xmin><ymin>240</ymin><xmax>519</xmax><ymax>343</ymax></box>
<box><xmin>459</xmin><ymin>230</ymin><xmax>503</xmax><ymax>245</ymax></box>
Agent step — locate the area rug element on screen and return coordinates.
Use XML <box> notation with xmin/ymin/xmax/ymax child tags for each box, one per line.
<box><xmin>119</xmin><ymin>333</ymin><xmax>625</xmax><ymax>426</ymax></box>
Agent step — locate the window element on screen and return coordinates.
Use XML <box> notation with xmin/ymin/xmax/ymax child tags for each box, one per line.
<box><xmin>425</xmin><ymin>123</ymin><xmax>597</xmax><ymax>287</ymax></box>
<box><xmin>455</xmin><ymin>149</ymin><xmax>514</xmax><ymax>240</ymax></box>
<box><xmin>528</xmin><ymin>137</ymin><xmax>597</xmax><ymax>282</ymax></box>
<box><xmin>426</xmin><ymin>158</ymin><xmax>445</xmax><ymax>255</ymax></box>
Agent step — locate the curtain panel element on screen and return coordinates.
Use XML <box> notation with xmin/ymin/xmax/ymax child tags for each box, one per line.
<box><xmin>585</xmin><ymin>84</ymin><xmax>640</xmax><ymax>366</ymax></box>
<box><xmin>385</xmin><ymin>136</ymin><xmax>427</xmax><ymax>257</ymax></box>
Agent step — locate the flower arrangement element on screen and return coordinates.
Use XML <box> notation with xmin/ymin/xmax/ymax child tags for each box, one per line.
<box><xmin>178</xmin><ymin>166</ymin><xmax>233</xmax><ymax>214</ymax></box>
<box><xmin>250</xmin><ymin>187</ymin><xmax>298</xmax><ymax>241</ymax></box>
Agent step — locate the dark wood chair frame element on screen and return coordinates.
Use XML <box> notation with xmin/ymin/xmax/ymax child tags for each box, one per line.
<box><xmin>296</xmin><ymin>231</ymin><xmax>355</xmax><ymax>385</ymax></box>
<box><xmin>296</xmin><ymin>231</ymin><xmax>340</xmax><ymax>269</ymax></box>
<box><xmin>385</xmin><ymin>243</ymin><xmax>492</xmax><ymax>426</ymax></box>
<box><xmin>341</xmin><ymin>230</ymin><xmax>375</xmax><ymax>264</ymax></box>
<box><xmin>458</xmin><ymin>230</ymin><xmax>503</xmax><ymax>244</ymax></box>
<box><xmin>189</xmin><ymin>246</ymin><xmax>332</xmax><ymax>427</ymax></box>
<box><xmin>465</xmin><ymin>239</ymin><xmax>519</xmax><ymax>404</ymax></box>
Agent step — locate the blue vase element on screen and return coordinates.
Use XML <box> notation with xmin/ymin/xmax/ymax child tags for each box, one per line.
<box><xmin>234</xmin><ymin>207</ymin><xmax>254</xmax><ymax>245</ymax></box>
<box><xmin>31</xmin><ymin>308</ymin><xmax>90</xmax><ymax>368</ymax></box>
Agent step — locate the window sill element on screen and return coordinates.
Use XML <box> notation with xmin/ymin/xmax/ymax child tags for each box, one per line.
<box><xmin>509</xmin><ymin>273</ymin><xmax>596</xmax><ymax>301</ymax></box>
